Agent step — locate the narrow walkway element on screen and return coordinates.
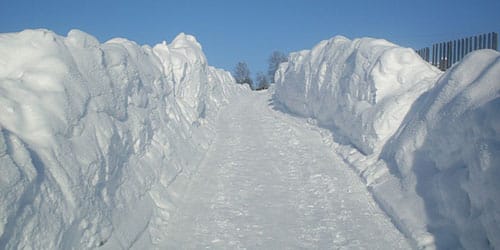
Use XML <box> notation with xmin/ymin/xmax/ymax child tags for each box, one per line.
<box><xmin>162</xmin><ymin>90</ymin><xmax>410</xmax><ymax>249</ymax></box>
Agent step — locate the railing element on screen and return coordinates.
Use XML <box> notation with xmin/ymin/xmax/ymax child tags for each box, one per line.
<box><xmin>416</xmin><ymin>32</ymin><xmax>498</xmax><ymax>70</ymax></box>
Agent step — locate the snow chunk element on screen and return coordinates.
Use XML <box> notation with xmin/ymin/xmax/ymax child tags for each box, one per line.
<box><xmin>169</xmin><ymin>32</ymin><xmax>206</xmax><ymax>65</ymax></box>
<box><xmin>66</xmin><ymin>29</ymin><xmax>100</xmax><ymax>48</ymax></box>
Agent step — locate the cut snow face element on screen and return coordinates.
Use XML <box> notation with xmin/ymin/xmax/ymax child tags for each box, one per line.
<box><xmin>0</xmin><ymin>29</ymin><xmax>246</xmax><ymax>249</ymax></box>
<box><xmin>381</xmin><ymin>50</ymin><xmax>500</xmax><ymax>250</ymax></box>
<box><xmin>274</xmin><ymin>36</ymin><xmax>442</xmax><ymax>155</ymax></box>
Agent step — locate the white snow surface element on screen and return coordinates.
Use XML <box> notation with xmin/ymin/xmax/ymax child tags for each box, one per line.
<box><xmin>275</xmin><ymin>36</ymin><xmax>442</xmax><ymax>155</ymax></box>
<box><xmin>0</xmin><ymin>29</ymin><xmax>247</xmax><ymax>249</ymax></box>
<box><xmin>2</xmin><ymin>28</ymin><xmax>499</xmax><ymax>250</ymax></box>
<box><xmin>161</xmin><ymin>89</ymin><xmax>410</xmax><ymax>249</ymax></box>
<box><xmin>275</xmin><ymin>35</ymin><xmax>500</xmax><ymax>249</ymax></box>
<box><xmin>381</xmin><ymin>50</ymin><xmax>500</xmax><ymax>249</ymax></box>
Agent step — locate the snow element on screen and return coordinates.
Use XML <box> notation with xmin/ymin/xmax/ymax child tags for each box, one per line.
<box><xmin>380</xmin><ymin>50</ymin><xmax>500</xmax><ymax>249</ymax></box>
<box><xmin>1</xmin><ymin>28</ymin><xmax>498</xmax><ymax>250</ymax></box>
<box><xmin>275</xmin><ymin>35</ymin><xmax>500</xmax><ymax>249</ymax></box>
<box><xmin>275</xmin><ymin>36</ymin><xmax>442</xmax><ymax>155</ymax></box>
<box><xmin>161</xmin><ymin>89</ymin><xmax>410</xmax><ymax>249</ymax></box>
<box><xmin>0</xmin><ymin>29</ymin><xmax>246</xmax><ymax>249</ymax></box>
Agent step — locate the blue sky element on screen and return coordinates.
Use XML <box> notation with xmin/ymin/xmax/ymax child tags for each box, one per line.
<box><xmin>1</xmin><ymin>0</ymin><xmax>499</xmax><ymax>77</ymax></box>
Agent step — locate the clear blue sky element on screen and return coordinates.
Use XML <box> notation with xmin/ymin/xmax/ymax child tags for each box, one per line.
<box><xmin>1</xmin><ymin>0</ymin><xmax>499</xmax><ymax>77</ymax></box>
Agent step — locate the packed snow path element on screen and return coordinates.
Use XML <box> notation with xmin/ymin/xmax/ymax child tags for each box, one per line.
<box><xmin>163</xmin><ymin>90</ymin><xmax>411</xmax><ymax>249</ymax></box>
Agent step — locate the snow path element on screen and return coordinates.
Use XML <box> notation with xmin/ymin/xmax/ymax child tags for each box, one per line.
<box><xmin>162</xmin><ymin>90</ymin><xmax>411</xmax><ymax>249</ymax></box>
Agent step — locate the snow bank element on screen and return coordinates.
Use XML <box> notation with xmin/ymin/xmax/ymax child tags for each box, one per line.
<box><xmin>380</xmin><ymin>50</ymin><xmax>500</xmax><ymax>249</ymax></box>
<box><xmin>0</xmin><ymin>29</ymin><xmax>246</xmax><ymax>249</ymax></box>
<box><xmin>275</xmin><ymin>35</ymin><xmax>500</xmax><ymax>249</ymax></box>
<box><xmin>274</xmin><ymin>36</ymin><xmax>441</xmax><ymax>155</ymax></box>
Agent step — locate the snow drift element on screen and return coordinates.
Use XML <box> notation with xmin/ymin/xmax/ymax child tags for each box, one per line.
<box><xmin>275</xmin><ymin>36</ymin><xmax>500</xmax><ymax>249</ymax></box>
<box><xmin>0</xmin><ymin>29</ymin><xmax>245</xmax><ymax>249</ymax></box>
<box><xmin>380</xmin><ymin>50</ymin><xmax>500</xmax><ymax>249</ymax></box>
<box><xmin>274</xmin><ymin>36</ymin><xmax>442</xmax><ymax>155</ymax></box>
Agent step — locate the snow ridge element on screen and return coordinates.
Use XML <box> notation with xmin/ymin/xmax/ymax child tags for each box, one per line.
<box><xmin>0</xmin><ymin>29</ymin><xmax>246</xmax><ymax>249</ymax></box>
<box><xmin>275</xmin><ymin>36</ymin><xmax>500</xmax><ymax>249</ymax></box>
<box><xmin>275</xmin><ymin>36</ymin><xmax>441</xmax><ymax>155</ymax></box>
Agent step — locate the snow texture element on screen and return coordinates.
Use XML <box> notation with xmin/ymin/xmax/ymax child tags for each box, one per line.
<box><xmin>381</xmin><ymin>50</ymin><xmax>500</xmax><ymax>249</ymax></box>
<box><xmin>161</xmin><ymin>89</ymin><xmax>410</xmax><ymax>249</ymax></box>
<box><xmin>0</xmin><ymin>29</ymin><xmax>246</xmax><ymax>249</ymax></box>
<box><xmin>1</xmin><ymin>28</ymin><xmax>499</xmax><ymax>250</ymax></box>
<box><xmin>275</xmin><ymin>35</ymin><xmax>500</xmax><ymax>249</ymax></box>
<box><xmin>275</xmin><ymin>36</ymin><xmax>442</xmax><ymax>155</ymax></box>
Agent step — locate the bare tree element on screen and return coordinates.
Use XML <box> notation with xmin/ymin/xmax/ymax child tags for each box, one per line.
<box><xmin>267</xmin><ymin>51</ymin><xmax>288</xmax><ymax>83</ymax></box>
<box><xmin>255</xmin><ymin>72</ymin><xmax>269</xmax><ymax>90</ymax></box>
<box><xmin>233</xmin><ymin>61</ymin><xmax>253</xmax><ymax>87</ymax></box>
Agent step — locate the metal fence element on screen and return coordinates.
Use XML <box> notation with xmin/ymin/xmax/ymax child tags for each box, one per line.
<box><xmin>416</xmin><ymin>32</ymin><xmax>498</xmax><ymax>70</ymax></box>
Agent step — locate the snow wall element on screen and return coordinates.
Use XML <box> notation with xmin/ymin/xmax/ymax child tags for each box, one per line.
<box><xmin>0</xmin><ymin>29</ymin><xmax>247</xmax><ymax>249</ymax></box>
<box><xmin>275</xmin><ymin>36</ymin><xmax>500</xmax><ymax>249</ymax></box>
